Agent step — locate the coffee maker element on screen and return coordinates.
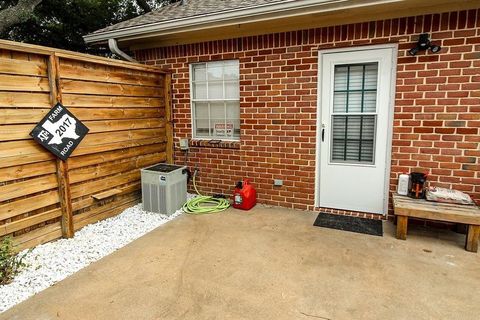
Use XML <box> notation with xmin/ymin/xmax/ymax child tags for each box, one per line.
<box><xmin>409</xmin><ymin>172</ymin><xmax>428</xmax><ymax>199</ymax></box>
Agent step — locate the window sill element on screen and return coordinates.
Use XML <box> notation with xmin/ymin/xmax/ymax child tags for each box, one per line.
<box><xmin>190</xmin><ymin>139</ymin><xmax>240</xmax><ymax>150</ymax></box>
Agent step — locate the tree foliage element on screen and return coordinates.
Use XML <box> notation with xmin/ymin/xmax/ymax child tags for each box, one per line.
<box><xmin>0</xmin><ymin>0</ymin><xmax>180</xmax><ymax>53</ymax></box>
<box><xmin>0</xmin><ymin>0</ymin><xmax>42</xmax><ymax>34</ymax></box>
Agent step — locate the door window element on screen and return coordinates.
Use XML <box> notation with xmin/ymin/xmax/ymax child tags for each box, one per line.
<box><xmin>331</xmin><ymin>63</ymin><xmax>378</xmax><ymax>164</ymax></box>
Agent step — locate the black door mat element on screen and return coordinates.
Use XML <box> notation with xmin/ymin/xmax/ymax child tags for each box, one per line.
<box><xmin>313</xmin><ymin>212</ymin><xmax>383</xmax><ymax>237</ymax></box>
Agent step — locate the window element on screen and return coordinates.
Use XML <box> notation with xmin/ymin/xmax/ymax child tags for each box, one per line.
<box><xmin>331</xmin><ymin>63</ymin><xmax>378</xmax><ymax>164</ymax></box>
<box><xmin>190</xmin><ymin>60</ymin><xmax>240</xmax><ymax>140</ymax></box>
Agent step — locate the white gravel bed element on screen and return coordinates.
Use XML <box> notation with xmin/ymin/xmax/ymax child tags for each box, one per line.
<box><xmin>0</xmin><ymin>199</ymin><xmax>191</xmax><ymax>313</ymax></box>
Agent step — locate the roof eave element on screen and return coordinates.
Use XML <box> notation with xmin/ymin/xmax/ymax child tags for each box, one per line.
<box><xmin>84</xmin><ymin>0</ymin><xmax>399</xmax><ymax>44</ymax></box>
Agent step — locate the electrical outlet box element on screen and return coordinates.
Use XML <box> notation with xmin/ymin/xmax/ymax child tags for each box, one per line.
<box><xmin>179</xmin><ymin>138</ymin><xmax>189</xmax><ymax>151</ymax></box>
<box><xmin>273</xmin><ymin>179</ymin><xmax>283</xmax><ymax>186</ymax></box>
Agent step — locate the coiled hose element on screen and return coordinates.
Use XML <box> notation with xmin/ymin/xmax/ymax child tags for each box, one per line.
<box><xmin>182</xmin><ymin>171</ymin><xmax>230</xmax><ymax>214</ymax></box>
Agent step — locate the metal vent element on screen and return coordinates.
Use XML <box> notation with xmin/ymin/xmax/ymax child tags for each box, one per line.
<box><xmin>141</xmin><ymin>164</ymin><xmax>187</xmax><ymax>215</ymax></box>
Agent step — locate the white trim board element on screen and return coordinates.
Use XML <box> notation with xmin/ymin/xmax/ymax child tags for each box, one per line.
<box><xmin>84</xmin><ymin>0</ymin><xmax>398</xmax><ymax>43</ymax></box>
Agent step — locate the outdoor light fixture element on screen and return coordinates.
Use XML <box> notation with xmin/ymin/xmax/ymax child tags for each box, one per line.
<box><xmin>408</xmin><ymin>33</ymin><xmax>441</xmax><ymax>56</ymax></box>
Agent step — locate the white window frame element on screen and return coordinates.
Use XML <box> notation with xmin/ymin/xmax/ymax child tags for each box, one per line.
<box><xmin>189</xmin><ymin>60</ymin><xmax>240</xmax><ymax>141</ymax></box>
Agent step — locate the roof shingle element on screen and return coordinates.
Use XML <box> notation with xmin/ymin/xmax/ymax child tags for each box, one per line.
<box><xmin>93</xmin><ymin>0</ymin><xmax>290</xmax><ymax>34</ymax></box>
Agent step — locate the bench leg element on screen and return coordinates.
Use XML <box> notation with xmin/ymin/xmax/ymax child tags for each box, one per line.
<box><xmin>465</xmin><ymin>225</ymin><xmax>480</xmax><ymax>253</ymax></box>
<box><xmin>396</xmin><ymin>216</ymin><xmax>408</xmax><ymax>240</ymax></box>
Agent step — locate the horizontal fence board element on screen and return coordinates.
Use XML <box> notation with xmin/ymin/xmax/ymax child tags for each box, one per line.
<box><xmin>0</xmin><ymin>74</ymin><xmax>50</xmax><ymax>92</ymax></box>
<box><xmin>0</xmin><ymin>140</ymin><xmax>49</xmax><ymax>159</ymax></box>
<box><xmin>0</xmin><ymin>208</ymin><xmax>62</xmax><ymax>237</ymax></box>
<box><xmin>68</xmin><ymin>143</ymin><xmax>166</xmax><ymax>169</ymax></box>
<box><xmin>13</xmin><ymin>222</ymin><xmax>62</xmax><ymax>252</ymax></box>
<box><xmin>70</xmin><ymin>107</ymin><xmax>163</xmax><ymax>121</ymax></box>
<box><xmin>0</xmin><ymin>152</ymin><xmax>53</xmax><ymax>168</ymax></box>
<box><xmin>59</xmin><ymin>63</ymin><xmax>163</xmax><ymax>87</ymax></box>
<box><xmin>9</xmin><ymin>49</ymin><xmax>32</xmax><ymax>61</ymax></box>
<box><xmin>0</xmin><ymin>191</ymin><xmax>60</xmax><ymax>221</ymax></box>
<box><xmin>84</xmin><ymin>119</ymin><xmax>165</xmax><ymax>133</ymax></box>
<box><xmin>72</xmin><ymin>181</ymin><xmax>140</xmax><ymax>212</ymax></box>
<box><xmin>69</xmin><ymin>152</ymin><xmax>166</xmax><ymax>184</ymax></box>
<box><xmin>72</xmin><ymin>137</ymin><xmax>166</xmax><ymax>157</ymax></box>
<box><xmin>0</xmin><ymin>40</ymin><xmax>170</xmax><ymax>249</ymax></box>
<box><xmin>0</xmin><ymin>124</ymin><xmax>35</xmax><ymax>141</ymax></box>
<box><xmin>70</xmin><ymin>169</ymin><xmax>140</xmax><ymax>199</ymax></box>
<box><xmin>73</xmin><ymin>194</ymin><xmax>140</xmax><ymax>231</ymax></box>
<box><xmin>0</xmin><ymin>160</ymin><xmax>57</xmax><ymax>182</ymax></box>
<box><xmin>0</xmin><ymin>119</ymin><xmax>166</xmax><ymax>141</ymax></box>
<box><xmin>79</xmin><ymin>128</ymin><xmax>165</xmax><ymax>147</ymax></box>
<box><xmin>0</xmin><ymin>40</ymin><xmax>166</xmax><ymax>73</ymax></box>
<box><xmin>0</xmin><ymin>107</ymin><xmax>165</xmax><ymax>125</ymax></box>
<box><xmin>0</xmin><ymin>58</ymin><xmax>47</xmax><ymax>76</ymax></box>
<box><xmin>57</xmin><ymin>53</ymin><xmax>165</xmax><ymax>74</ymax></box>
<box><xmin>0</xmin><ymin>108</ymin><xmax>48</xmax><ymax>124</ymax></box>
<box><xmin>62</xmin><ymin>94</ymin><xmax>164</xmax><ymax>108</ymax></box>
<box><xmin>0</xmin><ymin>174</ymin><xmax>58</xmax><ymax>202</ymax></box>
<box><xmin>61</xmin><ymin>79</ymin><xmax>163</xmax><ymax>97</ymax></box>
<box><xmin>73</xmin><ymin>137</ymin><xmax>166</xmax><ymax>157</ymax></box>
<box><xmin>0</xmin><ymin>140</ymin><xmax>54</xmax><ymax>168</ymax></box>
<box><xmin>0</xmin><ymin>92</ymin><xmax>51</xmax><ymax>108</ymax></box>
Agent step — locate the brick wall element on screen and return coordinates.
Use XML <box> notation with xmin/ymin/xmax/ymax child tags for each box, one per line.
<box><xmin>135</xmin><ymin>10</ymin><xmax>480</xmax><ymax>219</ymax></box>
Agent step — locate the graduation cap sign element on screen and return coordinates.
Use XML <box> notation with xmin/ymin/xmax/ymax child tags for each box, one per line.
<box><xmin>30</xmin><ymin>103</ymin><xmax>89</xmax><ymax>161</ymax></box>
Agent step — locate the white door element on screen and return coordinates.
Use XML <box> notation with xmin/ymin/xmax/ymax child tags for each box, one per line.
<box><xmin>316</xmin><ymin>45</ymin><xmax>396</xmax><ymax>214</ymax></box>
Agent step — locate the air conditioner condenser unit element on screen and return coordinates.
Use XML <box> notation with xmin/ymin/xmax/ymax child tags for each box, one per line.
<box><xmin>141</xmin><ymin>163</ymin><xmax>187</xmax><ymax>215</ymax></box>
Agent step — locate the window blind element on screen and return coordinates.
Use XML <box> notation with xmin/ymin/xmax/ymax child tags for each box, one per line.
<box><xmin>331</xmin><ymin>63</ymin><xmax>378</xmax><ymax>164</ymax></box>
<box><xmin>191</xmin><ymin>60</ymin><xmax>240</xmax><ymax>139</ymax></box>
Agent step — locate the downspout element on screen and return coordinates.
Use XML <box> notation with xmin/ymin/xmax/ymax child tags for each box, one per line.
<box><xmin>108</xmin><ymin>38</ymin><xmax>137</xmax><ymax>62</ymax></box>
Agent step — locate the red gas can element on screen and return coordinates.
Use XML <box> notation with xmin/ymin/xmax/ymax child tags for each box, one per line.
<box><xmin>233</xmin><ymin>179</ymin><xmax>257</xmax><ymax>210</ymax></box>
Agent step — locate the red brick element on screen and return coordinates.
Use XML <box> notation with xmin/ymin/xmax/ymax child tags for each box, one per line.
<box><xmin>136</xmin><ymin>10</ymin><xmax>480</xmax><ymax>218</ymax></box>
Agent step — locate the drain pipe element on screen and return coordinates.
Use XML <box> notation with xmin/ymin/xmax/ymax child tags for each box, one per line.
<box><xmin>108</xmin><ymin>39</ymin><xmax>137</xmax><ymax>62</ymax></box>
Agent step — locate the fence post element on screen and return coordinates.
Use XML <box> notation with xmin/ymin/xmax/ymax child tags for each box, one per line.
<box><xmin>47</xmin><ymin>54</ymin><xmax>74</xmax><ymax>238</ymax></box>
<box><xmin>164</xmin><ymin>73</ymin><xmax>173</xmax><ymax>164</ymax></box>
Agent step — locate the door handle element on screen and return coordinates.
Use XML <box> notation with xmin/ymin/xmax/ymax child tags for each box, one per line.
<box><xmin>321</xmin><ymin>125</ymin><xmax>326</xmax><ymax>142</ymax></box>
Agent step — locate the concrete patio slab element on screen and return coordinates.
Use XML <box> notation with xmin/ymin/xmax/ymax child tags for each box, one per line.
<box><xmin>2</xmin><ymin>206</ymin><xmax>479</xmax><ymax>320</ymax></box>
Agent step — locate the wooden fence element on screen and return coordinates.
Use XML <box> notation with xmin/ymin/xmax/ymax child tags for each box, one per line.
<box><xmin>0</xmin><ymin>40</ymin><xmax>173</xmax><ymax>251</ymax></box>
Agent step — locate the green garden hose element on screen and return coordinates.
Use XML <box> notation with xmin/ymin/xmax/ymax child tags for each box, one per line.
<box><xmin>182</xmin><ymin>172</ymin><xmax>230</xmax><ymax>214</ymax></box>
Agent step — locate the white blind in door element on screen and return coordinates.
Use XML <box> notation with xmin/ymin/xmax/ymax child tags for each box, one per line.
<box><xmin>331</xmin><ymin>63</ymin><xmax>378</xmax><ymax>164</ymax></box>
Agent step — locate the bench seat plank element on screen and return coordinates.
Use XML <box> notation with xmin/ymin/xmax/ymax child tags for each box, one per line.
<box><xmin>393</xmin><ymin>194</ymin><xmax>480</xmax><ymax>225</ymax></box>
<box><xmin>393</xmin><ymin>194</ymin><xmax>480</xmax><ymax>252</ymax></box>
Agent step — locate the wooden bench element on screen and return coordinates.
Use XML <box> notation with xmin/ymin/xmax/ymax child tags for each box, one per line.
<box><xmin>392</xmin><ymin>194</ymin><xmax>480</xmax><ymax>252</ymax></box>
